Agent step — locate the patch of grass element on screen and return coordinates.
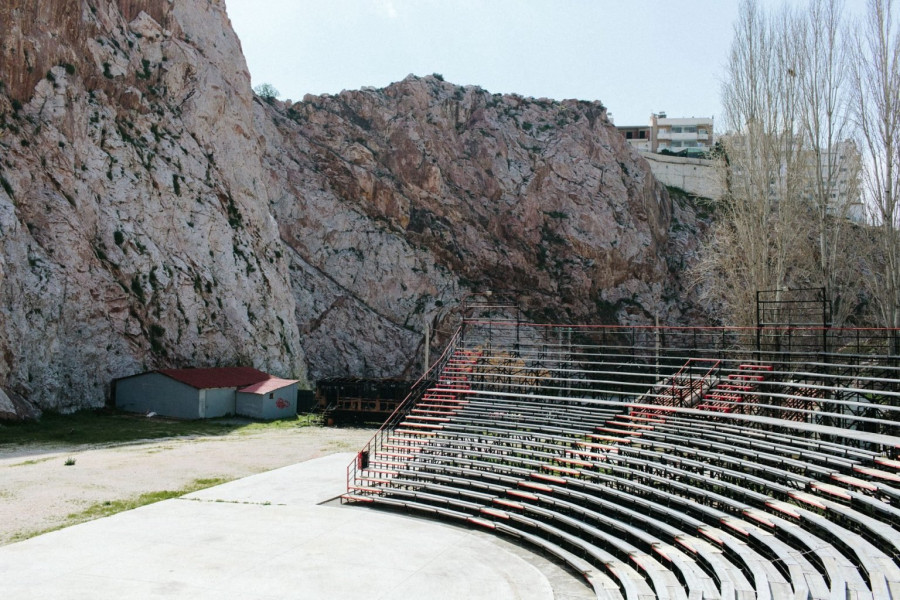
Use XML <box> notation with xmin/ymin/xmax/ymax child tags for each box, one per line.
<box><xmin>235</xmin><ymin>414</ymin><xmax>322</xmax><ymax>434</ymax></box>
<box><xmin>9</xmin><ymin>456</ymin><xmax>54</xmax><ymax>467</ymax></box>
<box><xmin>7</xmin><ymin>477</ymin><xmax>232</xmax><ymax>543</ymax></box>
<box><xmin>64</xmin><ymin>456</ymin><xmax>76</xmax><ymax>466</ymax></box>
<box><xmin>70</xmin><ymin>478</ymin><xmax>231</xmax><ymax>520</ymax></box>
<box><xmin>0</xmin><ymin>409</ymin><xmax>322</xmax><ymax>447</ymax></box>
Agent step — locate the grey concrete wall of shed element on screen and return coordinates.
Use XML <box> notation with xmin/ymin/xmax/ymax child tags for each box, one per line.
<box><xmin>236</xmin><ymin>383</ymin><xmax>298</xmax><ymax>420</ymax></box>
<box><xmin>115</xmin><ymin>373</ymin><xmax>201</xmax><ymax>419</ymax></box>
<box><xmin>202</xmin><ymin>388</ymin><xmax>236</xmax><ymax>418</ymax></box>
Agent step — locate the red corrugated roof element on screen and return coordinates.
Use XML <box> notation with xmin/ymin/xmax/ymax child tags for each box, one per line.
<box><xmin>157</xmin><ymin>367</ymin><xmax>272</xmax><ymax>390</ymax></box>
<box><xmin>238</xmin><ymin>378</ymin><xmax>299</xmax><ymax>395</ymax></box>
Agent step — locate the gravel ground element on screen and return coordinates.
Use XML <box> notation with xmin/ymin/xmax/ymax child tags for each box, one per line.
<box><xmin>0</xmin><ymin>425</ymin><xmax>373</xmax><ymax>546</ymax></box>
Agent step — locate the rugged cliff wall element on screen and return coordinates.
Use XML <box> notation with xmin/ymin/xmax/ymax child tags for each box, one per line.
<box><xmin>259</xmin><ymin>77</ymin><xmax>706</xmax><ymax>379</ymax></box>
<box><xmin>0</xmin><ymin>1</ymin><xmax>707</xmax><ymax>418</ymax></box>
<box><xmin>0</xmin><ymin>0</ymin><xmax>307</xmax><ymax>416</ymax></box>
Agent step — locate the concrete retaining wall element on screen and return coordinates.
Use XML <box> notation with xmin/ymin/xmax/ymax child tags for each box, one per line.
<box><xmin>640</xmin><ymin>152</ymin><xmax>723</xmax><ymax>200</ymax></box>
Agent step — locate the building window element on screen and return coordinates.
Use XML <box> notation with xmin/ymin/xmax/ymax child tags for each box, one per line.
<box><xmin>269</xmin><ymin>392</ymin><xmax>274</xmax><ymax>399</ymax></box>
<box><xmin>626</xmin><ymin>131</ymin><xmax>634</xmax><ymax>139</ymax></box>
<box><xmin>639</xmin><ymin>131</ymin><xmax>646</xmax><ymax>138</ymax></box>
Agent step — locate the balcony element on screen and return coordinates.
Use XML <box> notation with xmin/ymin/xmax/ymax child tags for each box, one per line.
<box><xmin>661</xmin><ymin>132</ymin><xmax>708</xmax><ymax>142</ymax></box>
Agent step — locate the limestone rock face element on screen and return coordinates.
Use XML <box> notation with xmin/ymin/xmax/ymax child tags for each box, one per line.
<box><xmin>0</xmin><ymin>2</ymin><xmax>706</xmax><ymax>416</ymax></box>
<box><xmin>259</xmin><ymin>76</ymin><xmax>700</xmax><ymax>378</ymax></box>
<box><xmin>0</xmin><ymin>0</ymin><xmax>306</xmax><ymax>415</ymax></box>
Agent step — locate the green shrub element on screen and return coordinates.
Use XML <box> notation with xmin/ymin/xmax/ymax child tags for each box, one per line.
<box><xmin>130</xmin><ymin>275</ymin><xmax>145</xmax><ymax>303</ymax></box>
<box><xmin>149</xmin><ymin>324</ymin><xmax>165</xmax><ymax>354</ymax></box>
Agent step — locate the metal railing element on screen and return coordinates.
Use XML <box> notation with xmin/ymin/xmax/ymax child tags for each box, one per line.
<box><xmin>453</xmin><ymin>320</ymin><xmax>900</xmax><ymax>439</ymax></box>
<box><xmin>346</xmin><ymin>320</ymin><xmax>900</xmax><ymax>497</ymax></box>
<box><xmin>662</xmin><ymin>357</ymin><xmax>721</xmax><ymax>408</ymax></box>
<box><xmin>345</xmin><ymin>326</ymin><xmax>464</xmax><ymax>495</ymax></box>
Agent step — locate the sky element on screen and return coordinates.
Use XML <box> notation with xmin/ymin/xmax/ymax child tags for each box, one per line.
<box><xmin>225</xmin><ymin>1</ymin><xmax>788</xmax><ymax>128</ymax></box>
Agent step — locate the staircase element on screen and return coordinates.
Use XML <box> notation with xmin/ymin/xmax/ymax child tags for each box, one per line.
<box><xmin>695</xmin><ymin>363</ymin><xmax>772</xmax><ymax>413</ymax></box>
<box><xmin>630</xmin><ymin>358</ymin><xmax>720</xmax><ymax>420</ymax></box>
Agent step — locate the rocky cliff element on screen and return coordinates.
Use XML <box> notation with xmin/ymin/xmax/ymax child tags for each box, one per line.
<box><xmin>0</xmin><ymin>1</ymin><xmax>707</xmax><ymax>418</ymax></box>
<box><xmin>0</xmin><ymin>0</ymin><xmax>306</xmax><ymax>417</ymax></box>
<box><xmin>260</xmin><ymin>77</ymin><xmax>706</xmax><ymax>379</ymax></box>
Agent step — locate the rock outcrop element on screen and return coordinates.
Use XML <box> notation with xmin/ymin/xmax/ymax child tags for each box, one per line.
<box><xmin>0</xmin><ymin>0</ymin><xmax>306</xmax><ymax>417</ymax></box>
<box><xmin>259</xmin><ymin>77</ymin><xmax>705</xmax><ymax>379</ymax></box>
<box><xmin>0</xmin><ymin>1</ymin><xmax>708</xmax><ymax>417</ymax></box>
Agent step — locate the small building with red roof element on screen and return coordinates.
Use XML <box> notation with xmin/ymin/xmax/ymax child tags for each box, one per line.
<box><xmin>115</xmin><ymin>367</ymin><xmax>299</xmax><ymax>420</ymax></box>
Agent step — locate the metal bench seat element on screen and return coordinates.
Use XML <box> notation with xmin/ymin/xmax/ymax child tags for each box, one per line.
<box><xmin>504</xmin><ymin>511</ymin><xmax>658</xmax><ymax>600</ymax></box>
<box><xmin>463</xmin><ymin>394</ymin><xmax>621</xmax><ymax>418</ymax></box>
<box><xmin>458</xmin><ymin>397</ymin><xmax>612</xmax><ymax>423</ymax></box>
<box><xmin>596</xmin><ymin>438</ymin><xmax>900</xmax><ymax>593</ymax></box>
<box><xmin>625</xmin><ymin>428</ymin><xmax>900</xmax><ymax>540</ymax></box>
<box><xmin>388</xmin><ymin>454</ymin><xmax>728</xmax><ymax>598</ymax></box>
<box><xmin>535</xmin><ymin>493</ymin><xmax>720</xmax><ymax>600</ymax></box>
<box><xmin>490</xmin><ymin>520</ymin><xmax>627</xmax><ymax>600</ymax></box>
<box><xmin>393</xmin><ymin>444</ymin><xmax>787</xmax><ymax>598</ymax></box>
<box><xmin>649</xmin><ymin>417</ymin><xmax>871</xmax><ymax>472</ymax></box>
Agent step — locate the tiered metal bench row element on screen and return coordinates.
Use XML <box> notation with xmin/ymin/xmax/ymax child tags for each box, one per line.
<box><xmin>345</xmin><ymin>325</ymin><xmax>900</xmax><ymax>600</ymax></box>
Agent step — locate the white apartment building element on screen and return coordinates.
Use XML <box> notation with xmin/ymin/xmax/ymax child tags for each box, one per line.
<box><xmin>618</xmin><ymin>124</ymin><xmax>652</xmax><ymax>152</ymax></box>
<box><xmin>722</xmin><ymin>134</ymin><xmax>865</xmax><ymax>223</ymax></box>
<box><xmin>617</xmin><ymin>112</ymin><xmax>715</xmax><ymax>155</ymax></box>
<box><xmin>651</xmin><ymin>113</ymin><xmax>714</xmax><ymax>154</ymax></box>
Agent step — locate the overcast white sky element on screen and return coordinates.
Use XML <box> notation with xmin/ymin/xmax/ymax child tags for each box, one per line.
<box><xmin>224</xmin><ymin>1</ymin><xmax>803</xmax><ymax>128</ymax></box>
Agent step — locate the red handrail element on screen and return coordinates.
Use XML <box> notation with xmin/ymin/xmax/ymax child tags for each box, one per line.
<box><xmin>346</xmin><ymin>325</ymin><xmax>464</xmax><ymax>495</ymax></box>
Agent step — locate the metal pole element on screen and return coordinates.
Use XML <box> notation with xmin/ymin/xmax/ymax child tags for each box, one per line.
<box><xmin>756</xmin><ymin>290</ymin><xmax>762</xmax><ymax>358</ymax></box>
<box><xmin>821</xmin><ymin>287</ymin><xmax>828</xmax><ymax>356</ymax></box>
<box><xmin>424</xmin><ymin>322</ymin><xmax>430</xmax><ymax>376</ymax></box>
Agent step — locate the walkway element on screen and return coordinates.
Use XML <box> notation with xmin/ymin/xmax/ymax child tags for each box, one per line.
<box><xmin>0</xmin><ymin>453</ymin><xmax>576</xmax><ymax>599</ymax></box>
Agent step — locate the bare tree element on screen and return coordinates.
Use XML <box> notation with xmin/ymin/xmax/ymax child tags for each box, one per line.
<box><xmin>795</xmin><ymin>0</ymin><xmax>862</xmax><ymax>325</ymax></box>
<box><xmin>849</xmin><ymin>0</ymin><xmax>900</xmax><ymax>331</ymax></box>
<box><xmin>694</xmin><ymin>0</ymin><xmax>814</xmax><ymax>327</ymax></box>
<box><xmin>694</xmin><ymin>0</ymin><xmax>873</xmax><ymax>329</ymax></box>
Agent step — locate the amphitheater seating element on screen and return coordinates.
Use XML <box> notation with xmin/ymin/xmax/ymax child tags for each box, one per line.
<box><xmin>694</xmin><ymin>363</ymin><xmax>772</xmax><ymax>413</ymax></box>
<box><xmin>345</xmin><ymin>321</ymin><xmax>900</xmax><ymax>600</ymax></box>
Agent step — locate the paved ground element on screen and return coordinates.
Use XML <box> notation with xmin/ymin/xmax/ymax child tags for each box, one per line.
<box><xmin>0</xmin><ymin>425</ymin><xmax>373</xmax><ymax>545</ymax></box>
<box><xmin>0</xmin><ymin>452</ymin><xmax>592</xmax><ymax>599</ymax></box>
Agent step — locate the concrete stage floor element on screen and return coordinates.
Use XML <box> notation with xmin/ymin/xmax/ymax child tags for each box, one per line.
<box><xmin>0</xmin><ymin>452</ymin><xmax>593</xmax><ymax>599</ymax></box>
